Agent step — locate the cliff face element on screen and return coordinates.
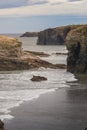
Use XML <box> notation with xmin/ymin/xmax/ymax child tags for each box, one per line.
<box><xmin>37</xmin><ymin>25</ymin><xmax>81</xmax><ymax>45</ymax></box>
<box><xmin>0</xmin><ymin>120</ymin><xmax>5</xmax><ymax>130</ymax></box>
<box><xmin>66</xmin><ymin>25</ymin><xmax>87</xmax><ymax>73</ymax></box>
<box><xmin>20</xmin><ymin>32</ymin><xmax>38</xmax><ymax>37</ymax></box>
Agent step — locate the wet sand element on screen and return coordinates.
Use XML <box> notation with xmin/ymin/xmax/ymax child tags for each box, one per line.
<box><xmin>5</xmin><ymin>82</ymin><xmax>87</xmax><ymax>130</ymax></box>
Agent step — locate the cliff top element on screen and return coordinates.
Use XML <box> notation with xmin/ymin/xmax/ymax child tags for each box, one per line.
<box><xmin>0</xmin><ymin>36</ymin><xmax>22</xmax><ymax>57</ymax></box>
<box><xmin>0</xmin><ymin>36</ymin><xmax>21</xmax><ymax>46</ymax></box>
<box><xmin>68</xmin><ymin>25</ymin><xmax>87</xmax><ymax>36</ymax></box>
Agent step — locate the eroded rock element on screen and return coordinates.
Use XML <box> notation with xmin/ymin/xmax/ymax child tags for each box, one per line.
<box><xmin>66</xmin><ymin>25</ymin><xmax>87</xmax><ymax>73</ymax></box>
<box><xmin>0</xmin><ymin>36</ymin><xmax>66</xmax><ymax>71</ymax></box>
<box><xmin>20</xmin><ymin>32</ymin><xmax>38</xmax><ymax>37</ymax></box>
<box><xmin>31</xmin><ymin>75</ymin><xmax>47</xmax><ymax>82</ymax></box>
<box><xmin>37</xmin><ymin>25</ymin><xmax>81</xmax><ymax>45</ymax></box>
<box><xmin>0</xmin><ymin>120</ymin><xmax>5</xmax><ymax>130</ymax></box>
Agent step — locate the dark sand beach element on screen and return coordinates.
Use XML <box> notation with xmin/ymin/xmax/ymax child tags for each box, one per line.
<box><xmin>5</xmin><ymin>81</ymin><xmax>87</xmax><ymax>130</ymax></box>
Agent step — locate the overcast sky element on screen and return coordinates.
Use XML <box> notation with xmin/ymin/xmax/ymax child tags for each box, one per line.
<box><xmin>0</xmin><ymin>0</ymin><xmax>87</xmax><ymax>33</ymax></box>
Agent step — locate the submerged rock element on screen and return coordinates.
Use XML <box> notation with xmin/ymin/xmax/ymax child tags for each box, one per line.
<box><xmin>31</xmin><ymin>75</ymin><xmax>47</xmax><ymax>82</ymax></box>
<box><xmin>66</xmin><ymin>24</ymin><xmax>87</xmax><ymax>73</ymax></box>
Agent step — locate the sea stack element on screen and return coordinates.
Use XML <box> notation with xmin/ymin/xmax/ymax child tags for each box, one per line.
<box><xmin>37</xmin><ymin>25</ymin><xmax>81</xmax><ymax>45</ymax></box>
<box><xmin>66</xmin><ymin>25</ymin><xmax>87</xmax><ymax>73</ymax></box>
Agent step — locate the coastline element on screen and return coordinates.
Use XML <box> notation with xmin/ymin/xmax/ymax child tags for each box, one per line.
<box><xmin>5</xmin><ymin>84</ymin><xmax>87</xmax><ymax>130</ymax></box>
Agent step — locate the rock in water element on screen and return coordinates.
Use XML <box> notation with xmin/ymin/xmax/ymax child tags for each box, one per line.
<box><xmin>31</xmin><ymin>75</ymin><xmax>47</xmax><ymax>82</ymax></box>
<box><xmin>66</xmin><ymin>25</ymin><xmax>87</xmax><ymax>73</ymax></box>
<box><xmin>0</xmin><ymin>120</ymin><xmax>5</xmax><ymax>130</ymax></box>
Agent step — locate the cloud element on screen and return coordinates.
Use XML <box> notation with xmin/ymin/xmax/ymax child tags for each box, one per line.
<box><xmin>0</xmin><ymin>0</ymin><xmax>48</xmax><ymax>9</ymax></box>
<box><xmin>0</xmin><ymin>0</ymin><xmax>28</xmax><ymax>9</ymax></box>
<box><xmin>68</xmin><ymin>0</ymin><xmax>82</xmax><ymax>2</ymax></box>
<box><xmin>0</xmin><ymin>0</ymin><xmax>86</xmax><ymax>16</ymax></box>
<box><xmin>28</xmin><ymin>0</ymin><xmax>48</xmax><ymax>5</ymax></box>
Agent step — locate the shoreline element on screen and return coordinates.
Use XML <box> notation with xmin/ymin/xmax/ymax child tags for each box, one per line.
<box><xmin>5</xmin><ymin>84</ymin><xmax>87</xmax><ymax>130</ymax></box>
<box><xmin>1</xmin><ymin>88</ymin><xmax>56</xmax><ymax>121</ymax></box>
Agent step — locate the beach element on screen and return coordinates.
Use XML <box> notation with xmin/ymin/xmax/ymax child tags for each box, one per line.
<box><xmin>5</xmin><ymin>81</ymin><xmax>87</xmax><ymax>130</ymax></box>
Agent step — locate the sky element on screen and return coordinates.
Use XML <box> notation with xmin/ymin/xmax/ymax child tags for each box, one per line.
<box><xmin>0</xmin><ymin>0</ymin><xmax>87</xmax><ymax>33</ymax></box>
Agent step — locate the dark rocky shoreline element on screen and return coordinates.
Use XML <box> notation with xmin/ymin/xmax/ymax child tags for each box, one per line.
<box><xmin>66</xmin><ymin>25</ymin><xmax>87</xmax><ymax>74</ymax></box>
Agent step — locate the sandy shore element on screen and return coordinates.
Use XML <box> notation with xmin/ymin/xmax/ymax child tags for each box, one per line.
<box><xmin>5</xmin><ymin>84</ymin><xmax>87</xmax><ymax>130</ymax></box>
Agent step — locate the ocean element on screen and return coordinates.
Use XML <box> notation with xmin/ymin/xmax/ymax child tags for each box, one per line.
<box><xmin>0</xmin><ymin>34</ymin><xmax>77</xmax><ymax>120</ymax></box>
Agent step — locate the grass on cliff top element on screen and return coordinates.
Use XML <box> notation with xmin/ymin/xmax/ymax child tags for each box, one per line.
<box><xmin>68</xmin><ymin>25</ymin><xmax>87</xmax><ymax>35</ymax></box>
<box><xmin>0</xmin><ymin>36</ymin><xmax>21</xmax><ymax>49</ymax></box>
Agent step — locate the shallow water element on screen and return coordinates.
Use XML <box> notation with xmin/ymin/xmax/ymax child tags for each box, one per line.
<box><xmin>0</xmin><ymin>34</ymin><xmax>76</xmax><ymax>120</ymax></box>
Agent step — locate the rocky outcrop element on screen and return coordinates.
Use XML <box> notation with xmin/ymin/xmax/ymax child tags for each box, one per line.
<box><xmin>25</xmin><ymin>50</ymin><xmax>50</xmax><ymax>57</ymax></box>
<box><xmin>0</xmin><ymin>120</ymin><xmax>5</xmax><ymax>130</ymax></box>
<box><xmin>37</xmin><ymin>25</ymin><xmax>81</xmax><ymax>45</ymax></box>
<box><xmin>31</xmin><ymin>75</ymin><xmax>47</xmax><ymax>82</ymax></box>
<box><xmin>20</xmin><ymin>32</ymin><xmax>38</xmax><ymax>37</ymax></box>
<box><xmin>0</xmin><ymin>36</ymin><xmax>23</xmax><ymax>57</ymax></box>
<box><xmin>0</xmin><ymin>36</ymin><xmax>66</xmax><ymax>71</ymax></box>
<box><xmin>66</xmin><ymin>25</ymin><xmax>87</xmax><ymax>73</ymax></box>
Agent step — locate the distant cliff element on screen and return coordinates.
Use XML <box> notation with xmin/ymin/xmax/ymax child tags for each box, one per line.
<box><xmin>20</xmin><ymin>32</ymin><xmax>38</xmax><ymax>37</ymax></box>
<box><xmin>66</xmin><ymin>24</ymin><xmax>87</xmax><ymax>73</ymax></box>
<box><xmin>37</xmin><ymin>25</ymin><xmax>81</xmax><ymax>45</ymax></box>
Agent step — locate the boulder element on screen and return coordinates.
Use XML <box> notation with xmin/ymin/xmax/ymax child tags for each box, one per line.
<box><xmin>66</xmin><ymin>24</ymin><xmax>87</xmax><ymax>73</ymax></box>
<box><xmin>31</xmin><ymin>75</ymin><xmax>47</xmax><ymax>82</ymax></box>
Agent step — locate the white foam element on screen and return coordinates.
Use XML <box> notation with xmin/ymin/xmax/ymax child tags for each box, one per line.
<box><xmin>0</xmin><ymin>68</ymin><xmax>77</xmax><ymax>121</ymax></box>
<box><xmin>0</xmin><ymin>88</ymin><xmax>55</xmax><ymax>120</ymax></box>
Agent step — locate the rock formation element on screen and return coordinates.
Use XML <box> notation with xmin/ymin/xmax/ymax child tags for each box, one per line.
<box><xmin>0</xmin><ymin>120</ymin><xmax>5</xmax><ymax>130</ymax></box>
<box><xmin>37</xmin><ymin>25</ymin><xmax>81</xmax><ymax>45</ymax></box>
<box><xmin>25</xmin><ymin>50</ymin><xmax>50</xmax><ymax>57</ymax></box>
<box><xmin>31</xmin><ymin>75</ymin><xmax>47</xmax><ymax>82</ymax></box>
<box><xmin>20</xmin><ymin>32</ymin><xmax>38</xmax><ymax>37</ymax></box>
<box><xmin>0</xmin><ymin>36</ymin><xmax>66</xmax><ymax>71</ymax></box>
<box><xmin>66</xmin><ymin>25</ymin><xmax>87</xmax><ymax>73</ymax></box>
<box><xmin>0</xmin><ymin>36</ymin><xmax>23</xmax><ymax>57</ymax></box>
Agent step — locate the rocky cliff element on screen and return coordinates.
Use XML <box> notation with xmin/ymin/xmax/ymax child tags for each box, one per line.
<box><xmin>0</xmin><ymin>120</ymin><xmax>5</xmax><ymax>130</ymax></box>
<box><xmin>0</xmin><ymin>36</ymin><xmax>66</xmax><ymax>71</ymax></box>
<box><xmin>20</xmin><ymin>32</ymin><xmax>38</xmax><ymax>37</ymax></box>
<box><xmin>37</xmin><ymin>25</ymin><xmax>81</xmax><ymax>45</ymax></box>
<box><xmin>66</xmin><ymin>25</ymin><xmax>87</xmax><ymax>73</ymax></box>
